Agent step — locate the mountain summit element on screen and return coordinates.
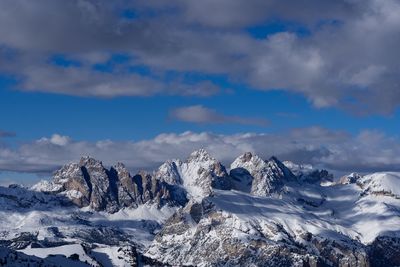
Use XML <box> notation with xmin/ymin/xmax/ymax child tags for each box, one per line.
<box><xmin>230</xmin><ymin>152</ymin><xmax>297</xmax><ymax>196</ymax></box>
<box><xmin>2</xmin><ymin>150</ymin><xmax>400</xmax><ymax>266</ymax></box>
<box><xmin>34</xmin><ymin>151</ymin><xmax>302</xmax><ymax>211</ymax></box>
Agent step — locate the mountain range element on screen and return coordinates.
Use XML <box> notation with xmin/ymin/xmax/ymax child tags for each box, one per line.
<box><xmin>1</xmin><ymin>149</ymin><xmax>399</xmax><ymax>266</ymax></box>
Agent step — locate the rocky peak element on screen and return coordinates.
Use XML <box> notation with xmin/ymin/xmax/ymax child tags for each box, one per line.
<box><xmin>252</xmin><ymin>157</ymin><xmax>295</xmax><ymax>196</ymax></box>
<box><xmin>231</xmin><ymin>152</ymin><xmax>265</xmax><ymax>171</ymax></box>
<box><xmin>187</xmin><ymin>148</ymin><xmax>213</xmax><ymax>163</ymax></box>
<box><xmin>80</xmin><ymin>158</ymin><xmax>118</xmax><ymax>212</ymax></box>
<box><xmin>154</xmin><ymin>160</ymin><xmax>182</xmax><ymax>185</ymax></box>
<box><xmin>339</xmin><ymin>172</ymin><xmax>363</xmax><ymax>185</ymax></box>
<box><xmin>79</xmin><ymin>156</ymin><xmax>103</xmax><ymax>169</ymax></box>
<box><xmin>33</xmin><ymin>152</ymin><xmax>305</xmax><ymax>212</ymax></box>
<box><xmin>53</xmin><ymin>162</ymin><xmax>82</xmax><ymax>184</ymax></box>
<box><xmin>241</xmin><ymin>152</ymin><xmax>253</xmax><ymax>162</ymax></box>
<box><xmin>230</xmin><ymin>153</ymin><xmax>296</xmax><ymax>196</ymax></box>
<box><xmin>114</xmin><ymin>162</ymin><xmax>128</xmax><ymax>171</ymax></box>
<box><xmin>153</xmin><ymin>149</ymin><xmax>232</xmax><ymax>201</ymax></box>
<box><xmin>34</xmin><ymin>156</ymin><xmax>187</xmax><ymax>212</ymax></box>
<box><xmin>112</xmin><ymin>162</ymin><xmax>131</xmax><ymax>181</ymax></box>
<box><xmin>109</xmin><ymin>162</ymin><xmax>139</xmax><ymax>208</ymax></box>
<box><xmin>180</xmin><ymin>150</ymin><xmax>231</xmax><ymax>200</ymax></box>
<box><xmin>50</xmin><ymin>161</ymin><xmax>92</xmax><ymax>206</ymax></box>
<box><xmin>266</xmin><ymin>156</ymin><xmax>297</xmax><ymax>181</ymax></box>
<box><xmin>229</xmin><ymin>152</ymin><xmax>266</xmax><ymax>194</ymax></box>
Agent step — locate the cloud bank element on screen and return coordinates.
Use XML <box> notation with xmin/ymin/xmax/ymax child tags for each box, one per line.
<box><xmin>0</xmin><ymin>0</ymin><xmax>399</xmax><ymax>113</ymax></box>
<box><xmin>1</xmin><ymin>128</ymin><xmax>400</xmax><ymax>177</ymax></box>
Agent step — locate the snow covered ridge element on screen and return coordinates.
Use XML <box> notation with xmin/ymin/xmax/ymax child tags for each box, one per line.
<box><xmin>357</xmin><ymin>172</ymin><xmax>400</xmax><ymax>197</ymax></box>
<box><xmin>1</xmin><ymin>149</ymin><xmax>400</xmax><ymax>266</ymax></box>
<box><xmin>30</xmin><ymin>150</ymin><xmax>334</xmax><ymax>213</ymax></box>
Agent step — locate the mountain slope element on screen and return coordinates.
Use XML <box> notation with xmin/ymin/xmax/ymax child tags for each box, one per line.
<box><xmin>2</xmin><ymin>150</ymin><xmax>400</xmax><ymax>266</ymax></box>
<box><xmin>146</xmin><ymin>185</ymin><xmax>400</xmax><ymax>266</ymax></box>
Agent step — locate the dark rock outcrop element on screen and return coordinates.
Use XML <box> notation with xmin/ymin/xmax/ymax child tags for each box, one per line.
<box><xmin>38</xmin><ymin>157</ymin><xmax>188</xmax><ymax>212</ymax></box>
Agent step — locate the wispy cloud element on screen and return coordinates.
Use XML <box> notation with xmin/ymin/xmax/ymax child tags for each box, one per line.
<box><xmin>170</xmin><ymin>105</ymin><xmax>268</xmax><ymax>126</ymax></box>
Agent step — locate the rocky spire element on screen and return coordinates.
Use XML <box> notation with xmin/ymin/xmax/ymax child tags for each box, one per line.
<box><xmin>230</xmin><ymin>153</ymin><xmax>296</xmax><ymax>196</ymax></box>
<box><xmin>187</xmin><ymin>148</ymin><xmax>213</xmax><ymax>162</ymax></box>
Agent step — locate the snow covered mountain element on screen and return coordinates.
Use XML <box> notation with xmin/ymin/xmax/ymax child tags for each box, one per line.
<box><xmin>1</xmin><ymin>149</ymin><xmax>400</xmax><ymax>266</ymax></box>
<box><xmin>231</xmin><ymin>153</ymin><xmax>296</xmax><ymax>196</ymax></box>
<box><xmin>32</xmin><ymin>156</ymin><xmax>187</xmax><ymax>212</ymax></box>
<box><xmin>154</xmin><ymin>149</ymin><xmax>232</xmax><ymax>200</ymax></box>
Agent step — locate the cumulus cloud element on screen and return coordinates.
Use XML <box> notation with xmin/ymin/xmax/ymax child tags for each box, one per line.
<box><xmin>170</xmin><ymin>105</ymin><xmax>268</xmax><ymax>126</ymax></box>
<box><xmin>1</xmin><ymin>128</ymin><xmax>400</xmax><ymax>177</ymax></box>
<box><xmin>39</xmin><ymin>134</ymin><xmax>71</xmax><ymax>146</ymax></box>
<box><xmin>0</xmin><ymin>0</ymin><xmax>399</xmax><ymax>113</ymax></box>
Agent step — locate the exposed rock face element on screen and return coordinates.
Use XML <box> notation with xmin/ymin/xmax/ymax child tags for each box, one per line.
<box><xmin>146</xmin><ymin>198</ymin><xmax>372</xmax><ymax>267</ymax></box>
<box><xmin>133</xmin><ymin>171</ymin><xmax>186</xmax><ymax>207</ymax></box>
<box><xmin>34</xmin><ymin>150</ymin><xmax>232</xmax><ymax>212</ymax></box>
<box><xmin>179</xmin><ymin>149</ymin><xmax>232</xmax><ymax>199</ymax></box>
<box><xmin>53</xmin><ymin>162</ymin><xmax>91</xmax><ymax>207</ymax></box>
<box><xmin>231</xmin><ymin>153</ymin><xmax>296</xmax><ymax>196</ymax></box>
<box><xmin>145</xmin><ymin>189</ymin><xmax>400</xmax><ymax>267</ymax></box>
<box><xmin>302</xmin><ymin>169</ymin><xmax>333</xmax><ymax>184</ymax></box>
<box><xmin>338</xmin><ymin>173</ymin><xmax>363</xmax><ymax>185</ymax></box>
<box><xmin>154</xmin><ymin>149</ymin><xmax>232</xmax><ymax>200</ymax></box>
<box><xmin>34</xmin><ymin>157</ymin><xmax>188</xmax><ymax>212</ymax></box>
<box><xmin>8</xmin><ymin>151</ymin><xmax>400</xmax><ymax>266</ymax></box>
<box><xmin>80</xmin><ymin>157</ymin><xmax>118</xmax><ymax>212</ymax></box>
<box><xmin>111</xmin><ymin>162</ymin><xmax>140</xmax><ymax>208</ymax></box>
<box><xmin>51</xmin><ymin>157</ymin><xmax>119</xmax><ymax>212</ymax></box>
<box><xmin>41</xmin><ymin>151</ymin><xmax>306</xmax><ymax>212</ymax></box>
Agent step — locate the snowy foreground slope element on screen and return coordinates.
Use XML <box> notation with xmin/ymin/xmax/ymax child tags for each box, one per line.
<box><xmin>1</xmin><ymin>150</ymin><xmax>400</xmax><ymax>266</ymax></box>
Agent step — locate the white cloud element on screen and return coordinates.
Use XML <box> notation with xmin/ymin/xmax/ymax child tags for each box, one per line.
<box><xmin>0</xmin><ymin>0</ymin><xmax>400</xmax><ymax>113</ymax></box>
<box><xmin>49</xmin><ymin>134</ymin><xmax>71</xmax><ymax>146</ymax></box>
<box><xmin>1</xmin><ymin>128</ymin><xmax>400</xmax><ymax>176</ymax></box>
<box><xmin>38</xmin><ymin>134</ymin><xmax>70</xmax><ymax>146</ymax></box>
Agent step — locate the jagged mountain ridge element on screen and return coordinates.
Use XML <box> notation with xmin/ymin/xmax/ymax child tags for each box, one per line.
<box><xmin>230</xmin><ymin>152</ymin><xmax>297</xmax><ymax>196</ymax></box>
<box><xmin>143</xmin><ymin>153</ymin><xmax>400</xmax><ymax>266</ymax></box>
<box><xmin>34</xmin><ymin>149</ymin><xmax>302</xmax><ymax>212</ymax></box>
<box><xmin>2</xmin><ymin>149</ymin><xmax>400</xmax><ymax>266</ymax></box>
<box><xmin>33</xmin><ymin>156</ymin><xmax>189</xmax><ymax>212</ymax></box>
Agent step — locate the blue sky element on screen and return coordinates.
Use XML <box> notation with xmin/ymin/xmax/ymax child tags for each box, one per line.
<box><xmin>1</xmin><ymin>73</ymin><xmax>399</xmax><ymax>143</ymax></box>
<box><xmin>1</xmin><ymin>0</ymin><xmax>400</xmax><ymax>184</ymax></box>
